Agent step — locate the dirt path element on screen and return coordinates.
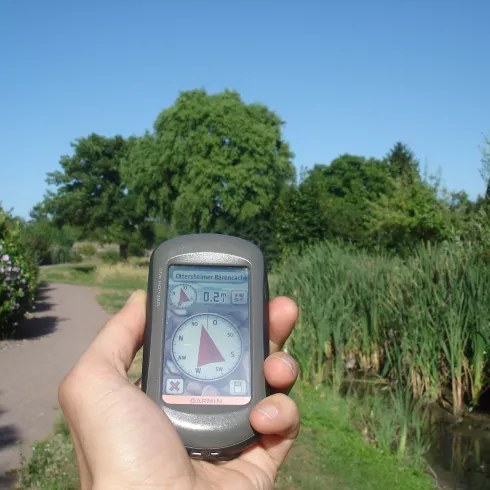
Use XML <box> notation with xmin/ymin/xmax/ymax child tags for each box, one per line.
<box><xmin>0</xmin><ymin>283</ymin><xmax>110</xmax><ymax>486</ymax></box>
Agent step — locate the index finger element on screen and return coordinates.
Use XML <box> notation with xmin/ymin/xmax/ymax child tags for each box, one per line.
<box><xmin>268</xmin><ymin>296</ymin><xmax>298</xmax><ymax>354</ymax></box>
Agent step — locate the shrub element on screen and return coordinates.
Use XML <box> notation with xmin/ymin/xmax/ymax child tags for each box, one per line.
<box><xmin>0</xmin><ymin>209</ymin><xmax>38</xmax><ymax>336</ymax></box>
<box><xmin>77</xmin><ymin>244</ymin><xmax>97</xmax><ymax>256</ymax></box>
<box><xmin>23</xmin><ymin>219</ymin><xmax>80</xmax><ymax>265</ymax></box>
<box><xmin>50</xmin><ymin>246</ymin><xmax>83</xmax><ymax>264</ymax></box>
<box><xmin>99</xmin><ymin>250</ymin><xmax>120</xmax><ymax>264</ymax></box>
<box><xmin>128</xmin><ymin>241</ymin><xmax>146</xmax><ymax>257</ymax></box>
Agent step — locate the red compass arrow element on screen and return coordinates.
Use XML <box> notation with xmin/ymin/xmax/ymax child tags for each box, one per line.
<box><xmin>197</xmin><ymin>326</ymin><xmax>225</xmax><ymax>367</ymax></box>
<box><xmin>179</xmin><ymin>288</ymin><xmax>189</xmax><ymax>303</ymax></box>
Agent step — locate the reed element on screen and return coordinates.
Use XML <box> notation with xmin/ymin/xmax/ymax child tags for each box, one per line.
<box><xmin>272</xmin><ymin>239</ymin><xmax>490</xmax><ymax>417</ymax></box>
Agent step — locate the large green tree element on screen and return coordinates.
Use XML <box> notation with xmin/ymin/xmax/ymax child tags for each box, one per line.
<box><xmin>42</xmin><ymin>134</ymin><xmax>152</xmax><ymax>258</ymax></box>
<box><xmin>285</xmin><ymin>155</ymin><xmax>392</xmax><ymax>248</ymax></box>
<box><xmin>124</xmin><ymin>89</ymin><xmax>295</xmax><ymax>240</ymax></box>
<box><xmin>276</xmin><ymin>145</ymin><xmax>456</xmax><ymax>255</ymax></box>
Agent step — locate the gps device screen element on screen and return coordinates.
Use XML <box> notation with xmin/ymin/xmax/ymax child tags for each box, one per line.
<box><xmin>162</xmin><ymin>265</ymin><xmax>251</xmax><ymax>406</ymax></box>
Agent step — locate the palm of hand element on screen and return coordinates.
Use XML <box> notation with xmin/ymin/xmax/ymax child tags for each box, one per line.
<box><xmin>60</xmin><ymin>292</ymin><xmax>299</xmax><ymax>490</ymax></box>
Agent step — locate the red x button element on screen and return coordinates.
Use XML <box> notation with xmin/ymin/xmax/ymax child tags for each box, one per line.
<box><xmin>166</xmin><ymin>378</ymin><xmax>184</xmax><ymax>394</ymax></box>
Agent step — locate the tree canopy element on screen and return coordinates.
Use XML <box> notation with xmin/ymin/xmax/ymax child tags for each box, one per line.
<box><xmin>41</xmin><ymin>133</ymin><xmax>153</xmax><ymax>258</ymax></box>
<box><xmin>30</xmin><ymin>90</ymin><xmax>489</xmax><ymax>264</ymax></box>
<box><xmin>124</xmin><ymin>89</ymin><xmax>295</xmax><ymax>236</ymax></box>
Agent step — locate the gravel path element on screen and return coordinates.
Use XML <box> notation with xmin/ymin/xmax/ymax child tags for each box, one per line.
<box><xmin>0</xmin><ymin>283</ymin><xmax>110</xmax><ymax>487</ymax></box>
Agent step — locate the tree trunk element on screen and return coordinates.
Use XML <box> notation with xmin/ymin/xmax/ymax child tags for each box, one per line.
<box><xmin>119</xmin><ymin>243</ymin><xmax>128</xmax><ymax>261</ymax></box>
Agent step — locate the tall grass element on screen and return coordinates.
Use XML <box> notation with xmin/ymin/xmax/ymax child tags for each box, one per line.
<box><xmin>94</xmin><ymin>261</ymin><xmax>148</xmax><ymax>289</ymax></box>
<box><xmin>272</xmin><ymin>240</ymin><xmax>490</xmax><ymax>417</ymax></box>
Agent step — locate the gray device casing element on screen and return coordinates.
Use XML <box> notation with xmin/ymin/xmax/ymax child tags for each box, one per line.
<box><xmin>142</xmin><ymin>234</ymin><xmax>270</xmax><ymax>460</ymax></box>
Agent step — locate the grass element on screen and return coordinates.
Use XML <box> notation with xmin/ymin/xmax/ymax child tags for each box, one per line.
<box><xmin>276</xmin><ymin>385</ymin><xmax>435</xmax><ymax>490</ymax></box>
<box><xmin>40</xmin><ymin>261</ymin><xmax>148</xmax><ymax>314</ymax></box>
<box><xmin>16</xmin><ymin>418</ymin><xmax>79</xmax><ymax>490</ymax></box>
<box><xmin>40</xmin><ymin>264</ymin><xmax>98</xmax><ymax>286</ymax></box>
<box><xmin>16</xmin><ymin>382</ymin><xmax>436</xmax><ymax>490</ymax></box>
<box><xmin>17</xmin><ymin>261</ymin><xmax>439</xmax><ymax>490</ymax></box>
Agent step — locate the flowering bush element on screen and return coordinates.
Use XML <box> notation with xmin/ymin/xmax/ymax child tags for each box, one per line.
<box><xmin>0</xmin><ymin>209</ymin><xmax>39</xmax><ymax>336</ymax></box>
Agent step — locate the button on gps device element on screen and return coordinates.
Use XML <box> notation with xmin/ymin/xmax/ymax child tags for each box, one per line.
<box><xmin>142</xmin><ymin>234</ymin><xmax>270</xmax><ymax>461</ymax></box>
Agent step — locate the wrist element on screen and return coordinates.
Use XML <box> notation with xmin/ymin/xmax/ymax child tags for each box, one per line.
<box><xmin>92</xmin><ymin>475</ymin><xmax>196</xmax><ymax>490</ymax></box>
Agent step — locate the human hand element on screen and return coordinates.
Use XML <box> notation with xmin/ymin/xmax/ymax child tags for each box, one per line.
<box><xmin>59</xmin><ymin>290</ymin><xmax>299</xmax><ymax>490</ymax></box>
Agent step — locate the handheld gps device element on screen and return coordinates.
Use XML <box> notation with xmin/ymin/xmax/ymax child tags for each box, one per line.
<box><xmin>142</xmin><ymin>234</ymin><xmax>270</xmax><ymax>461</ymax></box>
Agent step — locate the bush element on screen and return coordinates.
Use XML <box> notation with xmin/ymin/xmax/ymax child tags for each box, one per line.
<box><xmin>77</xmin><ymin>244</ymin><xmax>97</xmax><ymax>256</ymax></box>
<box><xmin>50</xmin><ymin>246</ymin><xmax>83</xmax><ymax>264</ymax></box>
<box><xmin>99</xmin><ymin>250</ymin><xmax>120</xmax><ymax>264</ymax></box>
<box><xmin>0</xmin><ymin>209</ymin><xmax>38</xmax><ymax>336</ymax></box>
<box><xmin>23</xmin><ymin>219</ymin><xmax>80</xmax><ymax>265</ymax></box>
<box><xmin>128</xmin><ymin>241</ymin><xmax>146</xmax><ymax>258</ymax></box>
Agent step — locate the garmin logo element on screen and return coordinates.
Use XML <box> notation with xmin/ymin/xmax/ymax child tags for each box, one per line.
<box><xmin>190</xmin><ymin>398</ymin><xmax>223</xmax><ymax>405</ymax></box>
<box><xmin>156</xmin><ymin>268</ymin><xmax>163</xmax><ymax>306</ymax></box>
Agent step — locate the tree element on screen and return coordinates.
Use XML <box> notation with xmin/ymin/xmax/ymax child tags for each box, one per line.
<box><xmin>124</xmin><ymin>89</ymin><xmax>295</xmax><ymax>239</ymax></box>
<box><xmin>366</xmin><ymin>143</ymin><xmax>455</xmax><ymax>253</ymax></box>
<box><xmin>290</xmin><ymin>155</ymin><xmax>392</xmax><ymax>248</ymax></box>
<box><xmin>385</xmin><ymin>142</ymin><xmax>420</xmax><ymax>184</ymax></box>
<box><xmin>42</xmin><ymin>134</ymin><xmax>152</xmax><ymax>259</ymax></box>
<box><xmin>122</xmin><ymin>132</ymin><xmax>178</xmax><ymax>224</ymax></box>
<box><xmin>367</xmin><ymin>176</ymin><xmax>453</xmax><ymax>254</ymax></box>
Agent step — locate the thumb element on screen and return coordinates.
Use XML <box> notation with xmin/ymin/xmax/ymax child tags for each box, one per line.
<box><xmin>84</xmin><ymin>289</ymin><xmax>147</xmax><ymax>376</ymax></box>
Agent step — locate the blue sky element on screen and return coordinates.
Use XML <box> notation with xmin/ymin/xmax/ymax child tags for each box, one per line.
<box><xmin>1</xmin><ymin>0</ymin><xmax>489</xmax><ymax>218</ymax></box>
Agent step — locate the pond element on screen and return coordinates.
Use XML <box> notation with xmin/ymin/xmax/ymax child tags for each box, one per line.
<box><xmin>426</xmin><ymin>406</ymin><xmax>490</xmax><ymax>490</ymax></box>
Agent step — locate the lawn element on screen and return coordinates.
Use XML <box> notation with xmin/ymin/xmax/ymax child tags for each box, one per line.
<box><xmin>16</xmin><ymin>264</ymin><xmax>438</xmax><ymax>490</ymax></box>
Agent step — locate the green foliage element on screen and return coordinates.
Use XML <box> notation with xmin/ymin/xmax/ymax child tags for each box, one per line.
<box><xmin>77</xmin><ymin>244</ymin><xmax>97</xmax><ymax>256</ymax></box>
<box><xmin>292</xmin><ymin>155</ymin><xmax>391</xmax><ymax>248</ymax></box>
<box><xmin>127</xmin><ymin>234</ymin><xmax>148</xmax><ymax>257</ymax></box>
<box><xmin>23</xmin><ymin>218</ymin><xmax>80</xmax><ymax>265</ymax></box>
<box><xmin>0</xmin><ymin>208</ymin><xmax>39</xmax><ymax>336</ymax></box>
<box><xmin>273</xmin><ymin>143</ymin><xmax>463</xmax><ymax>260</ymax></box>
<box><xmin>152</xmin><ymin>219</ymin><xmax>176</xmax><ymax>247</ymax></box>
<box><xmin>385</xmin><ymin>142</ymin><xmax>420</xmax><ymax>184</ymax></box>
<box><xmin>122</xmin><ymin>132</ymin><xmax>177</xmax><ymax>222</ymax></box>
<box><xmin>367</xmin><ymin>176</ymin><xmax>454</xmax><ymax>254</ymax></box>
<box><xmin>32</xmin><ymin>88</ymin><xmax>475</xmax><ymax>264</ymax></box>
<box><xmin>273</xmin><ymin>239</ymin><xmax>490</xmax><ymax>415</ymax></box>
<box><xmin>99</xmin><ymin>250</ymin><xmax>120</xmax><ymax>264</ymax></box>
<box><xmin>124</xmin><ymin>89</ymin><xmax>295</xmax><ymax>241</ymax></box>
<box><xmin>50</xmin><ymin>246</ymin><xmax>83</xmax><ymax>265</ymax></box>
<box><xmin>42</xmin><ymin>134</ymin><xmax>154</xmax><ymax>259</ymax></box>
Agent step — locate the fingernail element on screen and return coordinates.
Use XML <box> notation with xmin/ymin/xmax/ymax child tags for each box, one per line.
<box><xmin>255</xmin><ymin>403</ymin><xmax>278</xmax><ymax>420</ymax></box>
<box><xmin>277</xmin><ymin>353</ymin><xmax>297</xmax><ymax>376</ymax></box>
<box><xmin>126</xmin><ymin>291</ymin><xmax>138</xmax><ymax>304</ymax></box>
